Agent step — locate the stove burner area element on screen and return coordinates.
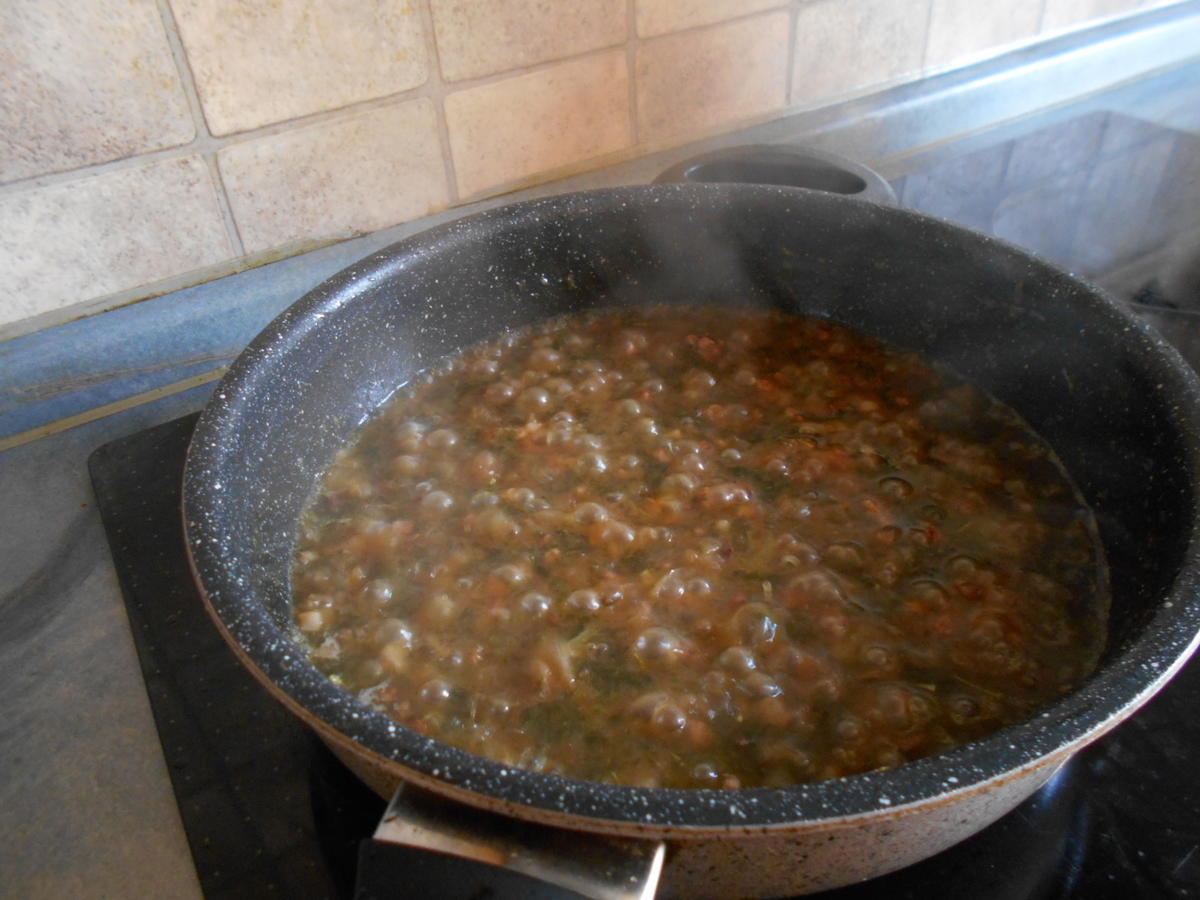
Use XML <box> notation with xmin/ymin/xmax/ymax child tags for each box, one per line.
<box><xmin>89</xmin><ymin>414</ymin><xmax>1200</xmax><ymax>899</ymax></box>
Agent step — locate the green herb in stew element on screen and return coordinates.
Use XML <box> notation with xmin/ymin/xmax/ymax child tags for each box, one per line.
<box><xmin>292</xmin><ymin>307</ymin><xmax>1109</xmax><ymax>789</ymax></box>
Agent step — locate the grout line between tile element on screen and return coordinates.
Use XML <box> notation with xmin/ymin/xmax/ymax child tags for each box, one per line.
<box><xmin>414</xmin><ymin>0</ymin><xmax>462</xmax><ymax>205</ymax></box>
<box><xmin>155</xmin><ymin>0</ymin><xmax>245</xmax><ymax>257</ymax></box>
<box><xmin>920</xmin><ymin>0</ymin><xmax>939</xmax><ymax>71</ymax></box>
<box><xmin>636</xmin><ymin>1</ymin><xmax>793</xmax><ymax>41</ymax></box>
<box><xmin>786</xmin><ymin>1</ymin><xmax>800</xmax><ymax>107</ymax></box>
<box><xmin>1036</xmin><ymin>0</ymin><xmax>1051</xmax><ymax>33</ymax></box>
<box><xmin>205</xmin><ymin>156</ymin><xmax>245</xmax><ymax>256</ymax></box>
<box><xmin>627</xmin><ymin>0</ymin><xmax>641</xmax><ymax>145</ymax></box>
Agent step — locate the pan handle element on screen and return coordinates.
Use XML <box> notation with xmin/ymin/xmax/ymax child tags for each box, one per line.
<box><xmin>361</xmin><ymin>782</ymin><xmax>666</xmax><ymax>900</ymax></box>
<box><xmin>652</xmin><ymin>143</ymin><xmax>897</xmax><ymax>206</ymax></box>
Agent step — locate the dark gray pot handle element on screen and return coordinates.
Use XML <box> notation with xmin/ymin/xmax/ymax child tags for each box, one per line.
<box><xmin>653</xmin><ymin>143</ymin><xmax>897</xmax><ymax>206</ymax></box>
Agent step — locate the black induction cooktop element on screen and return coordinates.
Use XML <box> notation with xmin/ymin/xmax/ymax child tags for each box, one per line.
<box><xmin>89</xmin><ymin>411</ymin><xmax>1200</xmax><ymax>900</ymax></box>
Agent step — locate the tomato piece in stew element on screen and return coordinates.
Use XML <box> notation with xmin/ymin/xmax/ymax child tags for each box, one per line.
<box><xmin>292</xmin><ymin>307</ymin><xmax>1109</xmax><ymax>789</ymax></box>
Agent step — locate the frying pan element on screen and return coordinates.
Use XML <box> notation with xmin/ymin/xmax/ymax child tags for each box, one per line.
<box><xmin>183</xmin><ymin>184</ymin><xmax>1200</xmax><ymax>897</ymax></box>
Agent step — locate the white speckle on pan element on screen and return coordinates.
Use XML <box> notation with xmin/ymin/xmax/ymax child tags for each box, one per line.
<box><xmin>947</xmin><ymin>776</ymin><xmax>959</xmax><ymax>784</ymax></box>
<box><xmin>879</xmin><ymin>796</ymin><xmax>892</xmax><ymax>806</ymax></box>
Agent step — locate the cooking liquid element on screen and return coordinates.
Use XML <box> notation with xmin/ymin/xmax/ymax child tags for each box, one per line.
<box><xmin>292</xmin><ymin>307</ymin><xmax>1109</xmax><ymax>789</ymax></box>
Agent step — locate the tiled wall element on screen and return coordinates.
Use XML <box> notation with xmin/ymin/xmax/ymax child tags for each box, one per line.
<box><xmin>0</xmin><ymin>0</ymin><xmax>1176</xmax><ymax>333</ymax></box>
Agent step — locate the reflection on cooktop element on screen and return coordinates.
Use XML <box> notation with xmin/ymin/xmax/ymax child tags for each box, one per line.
<box><xmin>893</xmin><ymin>104</ymin><xmax>1200</xmax><ymax>401</ymax></box>
<box><xmin>894</xmin><ymin>110</ymin><xmax>1200</xmax><ymax>293</ymax></box>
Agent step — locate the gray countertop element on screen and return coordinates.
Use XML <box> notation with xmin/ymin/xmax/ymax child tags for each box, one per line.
<box><xmin>1</xmin><ymin>396</ymin><xmax>207</xmax><ymax>897</ymax></box>
<box><xmin>2</xmin><ymin>10</ymin><xmax>1199</xmax><ymax>896</ymax></box>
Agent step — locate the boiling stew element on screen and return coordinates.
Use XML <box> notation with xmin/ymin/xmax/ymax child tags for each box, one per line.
<box><xmin>292</xmin><ymin>307</ymin><xmax>1109</xmax><ymax>789</ymax></box>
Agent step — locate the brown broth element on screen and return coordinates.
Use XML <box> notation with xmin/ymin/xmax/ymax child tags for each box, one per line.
<box><xmin>292</xmin><ymin>307</ymin><xmax>1109</xmax><ymax>789</ymax></box>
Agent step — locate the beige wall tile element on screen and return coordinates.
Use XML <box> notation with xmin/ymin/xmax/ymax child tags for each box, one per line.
<box><xmin>926</xmin><ymin>0</ymin><xmax>1044</xmax><ymax>70</ymax></box>
<box><xmin>0</xmin><ymin>0</ymin><xmax>193</xmax><ymax>184</ymax></box>
<box><xmin>432</xmin><ymin>0</ymin><xmax>626</xmax><ymax>82</ymax></box>
<box><xmin>219</xmin><ymin>99</ymin><xmax>447</xmax><ymax>254</ymax></box>
<box><xmin>445</xmin><ymin>52</ymin><xmax>632</xmax><ymax>198</ymax></box>
<box><xmin>0</xmin><ymin>157</ymin><xmax>231</xmax><ymax>327</ymax></box>
<box><xmin>636</xmin><ymin>0</ymin><xmax>786</xmax><ymax>38</ymax></box>
<box><xmin>793</xmin><ymin>0</ymin><xmax>930</xmax><ymax>104</ymax></box>
<box><xmin>1042</xmin><ymin>0</ymin><xmax>1140</xmax><ymax>30</ymax></box>
<box><xmin>637</xmin><ymin>12</ymin><xmax>789</xmax><ymax>146</ymax></box>
<box><xmin>171</xmin><ymin>0</ymin><xmax>429</xmax><ymax>136</ymax></box>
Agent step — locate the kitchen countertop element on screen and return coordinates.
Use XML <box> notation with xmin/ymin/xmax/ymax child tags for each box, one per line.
<box><xmin>3</xmin><ymin>11</ymin><xmax>1199</xmax><ymax>896</ymax></box>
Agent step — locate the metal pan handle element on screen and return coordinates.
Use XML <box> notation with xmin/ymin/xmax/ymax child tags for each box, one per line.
<box><xmin>361</xmin><ymin>783</ymin><xmax>666</xmax><ymax>900</ymax></box>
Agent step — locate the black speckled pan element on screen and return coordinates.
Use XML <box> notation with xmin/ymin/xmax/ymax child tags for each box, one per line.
<box><xmin>183</xmin><ymin>184</ymin><xmax>1200</xmax><ymax>898</ymax></box>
